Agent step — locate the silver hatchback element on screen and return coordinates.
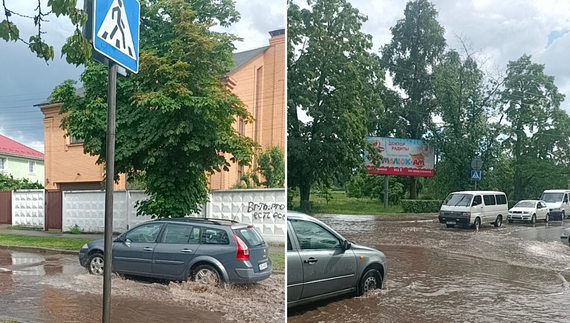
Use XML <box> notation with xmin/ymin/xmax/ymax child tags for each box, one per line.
<box><xmin>287</xmin><ymin>211</ymin><xmax>388</xmax><ymax>307</ymax></box>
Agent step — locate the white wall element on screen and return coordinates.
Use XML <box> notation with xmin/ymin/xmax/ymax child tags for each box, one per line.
<box><xmin>61</xmin><ymin>189</ymin><xmax>286</xmax><ymax>243</ymax></box>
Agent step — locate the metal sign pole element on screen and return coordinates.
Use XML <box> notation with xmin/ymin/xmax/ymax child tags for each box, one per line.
<box><xmin>102</xmin><ymin>61</ymin><xmax>117</xmax><ymax>323</ymax></box>
<box><xmin>384</xmin><ymin>175</ymin><xmax>389</xmax><ymax>209</ymax></box>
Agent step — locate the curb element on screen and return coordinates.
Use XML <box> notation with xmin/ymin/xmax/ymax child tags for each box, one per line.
<box><xmin>0</xmin><ymin>245</ymin><xmax>78</xmax><ymax>255</ymax></box>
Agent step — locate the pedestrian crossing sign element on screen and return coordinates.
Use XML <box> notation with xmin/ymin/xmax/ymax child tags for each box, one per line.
<box><xmin>471</xmin><ymin>170</ymin><xmax>481</xmax><ymax>182</ymax></box>
<box><xmin>93</xmin><ymin>0</ymin><xmax>140</xmax><ymax>73</ymax></box>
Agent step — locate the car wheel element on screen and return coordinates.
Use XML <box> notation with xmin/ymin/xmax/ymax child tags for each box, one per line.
<box><xmin>193</xmin><ymin>264</ymin><xmax>220</xmax><ymax>286</ymax></box>
<box><xmin>88</xmin><ymin>253</ymin><xmax>104</xmax><ymax>275</ymax></box>
<box><xmin>530</xmin><ymin>214</ymin><xmax>536</xmax><ymax>224</ymax></box>
<box><xmin>568</xmin><ymin>237</ymin><xmax>570</xmax><ymax>247</ymax></box>
<box><xmin>473</xmin><ymin>218</ymin><xmax>481</xmax><ymax>231</ymax></box>
<box><xmin>446</xmin><ymin>223</ymin><xmax>454</xmax><ymax>228</ymax></box>
<box><xmin>562</xmin><ymin>211</ymin><xmax>566</xmax><ymax>220</ymax></box>
<box><xmin>494</xmin><ymin>215</ymin><xmax>502</xmax><ymax>227</ymax></box>
<box><xmin>358</xmin><ymin>268</ymin><xmax>382</xmax><ymax>296</ymax></box>
<box><xmin>545</xmin><ymin>213</ymin><xmax>549</xmax><ymax>223</ymax></box>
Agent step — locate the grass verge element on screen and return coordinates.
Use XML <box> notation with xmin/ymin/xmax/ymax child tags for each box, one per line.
<box><xmin>270</xmin><ymin>252</ymin><xmax>284</xmax><ymax>271</ymax></box>
<box><xmin>292</xmin><ymin>191</ymin><xmax>404</xmax><ymax>215</ymax></box>
<box><xmin>0</xmin><ymin>234</ymin><xmax>88</xmax><ymax>250</ymax></box>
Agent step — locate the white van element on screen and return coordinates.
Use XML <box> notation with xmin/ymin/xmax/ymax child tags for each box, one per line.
<box><xmin>540</xmin><ymin>190</ymin><xmax>570</xmax><ymax>220</ymax></box>
<box><xmin>438</xmin><ymin>191</ymin><xmax>508</xmax><ymax>230</ymax></box>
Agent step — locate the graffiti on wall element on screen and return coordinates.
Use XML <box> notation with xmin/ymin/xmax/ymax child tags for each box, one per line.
<box><xmin>247</xmin><ymin>202</ymin><xmax>286</xmax><ymax>219</ymax></box>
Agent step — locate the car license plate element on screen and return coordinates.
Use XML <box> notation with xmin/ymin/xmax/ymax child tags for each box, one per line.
<box><xmin>259</xmin><ymin>262</ymin><xmax>268</xmax><ymax>271</ymax></box>
<box><xmin>446</xmin><ymin>221</ymin><xmax>456</xmax><ymax>225</ymax></box>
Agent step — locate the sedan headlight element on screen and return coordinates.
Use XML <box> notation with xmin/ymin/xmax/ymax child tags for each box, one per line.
<box><xmin>81</xmin><ymin>243</ymin><xmax>88</xmax><ymax>249</ymax></box>
<box><xmin>522</xmin><ymin>211</ymin><xmax>529</xmax><ymax>214</ymax></box>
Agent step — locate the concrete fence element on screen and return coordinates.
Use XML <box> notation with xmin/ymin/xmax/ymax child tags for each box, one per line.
<box><xmin>7</xmin><ymin>188</ymin><xmax>285</xmax><ymax>243</ymax></box>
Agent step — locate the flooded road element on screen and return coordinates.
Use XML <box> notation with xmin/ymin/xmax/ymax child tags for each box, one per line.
<box><xmin>288</xmin><ymin>214</ymin><xmax>570</xmax><ymax>323</ymax></box>
<box><xmin>0</xmin><ymin>249</ymin><xmax>284</xmax><ymax>323</ymax></box>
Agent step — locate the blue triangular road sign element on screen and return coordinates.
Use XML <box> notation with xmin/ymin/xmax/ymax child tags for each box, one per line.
<box><xmin>471</xmin><ymin>170</ymin><xmax>481</xmax><ymax>181</ymax></box>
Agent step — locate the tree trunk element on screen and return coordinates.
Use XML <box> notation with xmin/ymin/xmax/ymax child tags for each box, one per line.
<box><xmin>299</xmin><ymin>182</ymin><xmax>311</xmax><ymax>202</ymax></box>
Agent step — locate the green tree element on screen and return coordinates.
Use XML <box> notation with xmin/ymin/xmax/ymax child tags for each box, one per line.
<box><xmin>1</xmin><ymin>0</ymin><xmax>91</xmax><ymax>65</ymax></box>
<box><xmin>257</xmin><ymin>146</ymin><xmax>285</xmax><ymax>188</ymax></box>
<box><xmin>500</xmin><ymin>54</ymin><xmax>567</xmax><ymax>201</ymax></box>
<box><xmin>0</xmin><ymin>173</ymin><xmax>43</xmax><ymax>190</ymax></box>
<box><xmin>428</xmin><ymin>48</ymin><xmax>488</xmax><ymax>194</ymax></box>
<box><xmin>50</xmin><ymin>0</ymin><xmax>256</xmax><ymax>218</ymax></box>
<box><xmin>287</xmin><ymin>0</ymin><xmax>384</xmax><ymax>204</ymax></box>
<box><xmin>380</xmin><ymin>0</ymin><xmax>446</xmax><ymax>198</ymax></box>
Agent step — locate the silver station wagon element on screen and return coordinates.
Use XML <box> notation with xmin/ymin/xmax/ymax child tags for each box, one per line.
<box><xmin>287</xmin><ymin>211</ymin><xmax>388</xmax><ymax>307</ymax></box>
<box><xmin>78</xmin><ymin>217</ymin><xmax>272</xmax><ymax>285</ymax></box>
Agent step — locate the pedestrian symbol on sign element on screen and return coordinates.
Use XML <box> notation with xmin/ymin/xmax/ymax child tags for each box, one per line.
<box><xmin>97</xmin><ymin>0</ymin><xmax>135</xmax><ymax>58</ymax></box>
<box><xmin>471</xmin><ymin>170</ymin><xmax>481</xmax><ymax>181</ymax></box>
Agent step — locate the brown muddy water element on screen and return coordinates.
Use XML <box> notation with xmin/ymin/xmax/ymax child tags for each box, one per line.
<box><xmin>287</xmin><ymin>214</ymin><xmax>570</xmax><ymax>323</ymax></box>
<box><xmin>0</xmin><ymin>250</ymin><xmax>284</xmax><ymax>323</ymax></box>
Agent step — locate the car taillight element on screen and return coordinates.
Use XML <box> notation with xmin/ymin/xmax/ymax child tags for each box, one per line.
<box><xmin>234</xmin><ymin>234</ymin><xmax>250</xmax><ymax>261</ymax></box>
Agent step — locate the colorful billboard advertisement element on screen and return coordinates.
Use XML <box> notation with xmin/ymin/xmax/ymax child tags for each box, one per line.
<box><xmin>364</xmin><ymin>137</ymin><xmax>435</xmax><ymax>177</ymax></box>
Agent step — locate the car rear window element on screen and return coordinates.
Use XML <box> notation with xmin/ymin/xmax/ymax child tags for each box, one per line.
<box><xmin>201</xmin><ymin>228</ymin><xmax>230</xmax><ymax>245</ymax></box>
<box><xmin>237</xmin><ymin>227</ymin><xmax>265</xmax><ymax>246</ymax></box>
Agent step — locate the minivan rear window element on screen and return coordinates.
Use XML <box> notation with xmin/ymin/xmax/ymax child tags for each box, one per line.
<box><xmin>444</xmin><ymin>194</ymin><xmax>473</xmax><ymax>207</ymax></box>
<box><xmin>483</xmin><ymin>195</ymin><xmax>496</xmax><ymax>205</ymax></box>
<box><xmin>238</xmin><ymin>227</ymin><xmax>265</xmax><ymax>246</ymax></box>
<box><xmin>495</xmin><ymin>194</ymin><xmax>507</xmax><ymax>205</ymax></box>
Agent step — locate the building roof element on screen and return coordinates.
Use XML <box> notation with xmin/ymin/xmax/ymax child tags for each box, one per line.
<box><xmin>0</xmin><ymin>134</ymin><xmax>44</xmax><ymax>159</ymax></box>
<box><xmin>231</xmin><ymin>46</ymin><xmax>270</xmax><ymax>71</ymax></box>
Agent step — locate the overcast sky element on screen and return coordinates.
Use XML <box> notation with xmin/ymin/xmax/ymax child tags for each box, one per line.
<box><xmin>0</xmin><ymin>0</ymin><xmax>285</xmax><ymax>153</ymax></box>
<box><xmin>293</xmin><ymin>0</ymin><xmax>570</xmax><ymax>125</ymax></box>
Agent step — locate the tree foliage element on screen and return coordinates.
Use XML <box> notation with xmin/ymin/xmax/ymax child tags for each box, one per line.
<box><xmin>50</xmin><ymin>0</ymin><xmax>256</xmax><ymax>218</ymax></box>
<box><xmin>287</xmin><ymin>0</ymin><xmax>384</xmax><ymax>203</ymax></box>
<box><xmin>380</xmin><ymin>0</ymin><xmax>446</xmax><ymax>198</ymax></box>
<box><xmin>0</xmin><ymin>173</ymin><xmax>43</xmax><ymax>191</ymax></box>
<box><xmin>1</xmin><ymin>0</ymin><xmax>91</xmax><ymax>65</ymax></box>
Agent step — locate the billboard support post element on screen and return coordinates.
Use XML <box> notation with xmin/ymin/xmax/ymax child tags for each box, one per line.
<box><xmin>384</xmin><ymin>175</ymin><xmax>389</xmax><ymax>209</ymax></box>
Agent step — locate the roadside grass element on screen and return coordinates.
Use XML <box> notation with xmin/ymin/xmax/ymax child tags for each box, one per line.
<box><xmin>270</xmin><ymin>252</ymin><xmax>284</xmax><ymax>271</ymax></box>
<box><xmin>0</xmin><ymin>234</ymin><xmax>88</xmax><ymax>250</ymax></box>
<box><xmin>291</xmin><ymin>191</ymin><xmax>404</xmax><ymax>215</ymax></box>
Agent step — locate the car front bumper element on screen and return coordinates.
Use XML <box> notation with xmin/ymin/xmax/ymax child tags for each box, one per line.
<box><xmin>438</xmin><ymin>216</ymin><xmax>471</xmax><ymax>226</ymax></box>
<box><xmin>78</xmin><ymin>248</ymin><xmax>89</xmax><ymax>267</ymax></box>
<box><xmin>507</xmin><ymin>214</ymin><xmax>532</xmax><ymax>221</ymax></box>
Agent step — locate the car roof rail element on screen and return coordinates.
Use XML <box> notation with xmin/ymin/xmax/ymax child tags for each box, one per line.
<box><xmin>156</xmin><ymin>217</ymin><xmax>240</xmax><ymax>225</ymax></box>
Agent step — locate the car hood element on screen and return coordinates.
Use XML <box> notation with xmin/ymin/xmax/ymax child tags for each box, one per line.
<box><xmin>87</xmin><ymin>239</ymin><xmax>105</xmax><ymax>249</ymax></box>
<box><xmin>545</xmin><ymin>202</ymin><xmax>562</xmax><ymax>208</ymax></box>
<box><xmin>509</xmin><ymin>207</ymin><xmax>535</xmax><ymax>213</ymax></box>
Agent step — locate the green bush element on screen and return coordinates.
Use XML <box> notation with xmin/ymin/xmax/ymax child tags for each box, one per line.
<box><xmin>401</xmin><ymin>199</ymin><xmax>443</xmax><ymax>213</ymax></box>
<box><xmin>508</xmin><ymin>201</ymin><xmax>518</xmax><ymax>209</ymax></box>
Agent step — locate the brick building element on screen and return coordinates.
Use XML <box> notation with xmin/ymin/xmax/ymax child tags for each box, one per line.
<box><xmin>38</xmin><ymin>29</ymin><xmax>285</xmax><ymax>191</ymax></box>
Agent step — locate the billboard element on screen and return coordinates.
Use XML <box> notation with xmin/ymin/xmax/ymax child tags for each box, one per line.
<box><xmin>364</xmin><ymin>137</ymin><xmax>435</xmax><ymax>177</ymax></box>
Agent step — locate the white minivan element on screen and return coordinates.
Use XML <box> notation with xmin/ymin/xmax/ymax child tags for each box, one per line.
<box><xmin>438</xmin><ymin>191</ymin><xmax>509</xmax><ymax>230</ymax></box>
<box><xmin>540</xmin><ymin>190</ymin><xmax>570</xmax><ymax>220</ymax></box>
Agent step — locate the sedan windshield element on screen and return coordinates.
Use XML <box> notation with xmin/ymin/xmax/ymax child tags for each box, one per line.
<box><xmin>541</xmin><ymin>193</ymin><xmax>563</xmax><ymax>203</ymax></box>
<box><xmin>514</xmin><ymin>201</ymin><xmax>535</xmax><ymax>208</ymax></box>
<box><xmin>444</xmin><ymin>194</ymin><xmax>473</xmax><ymax>207</ymax></box>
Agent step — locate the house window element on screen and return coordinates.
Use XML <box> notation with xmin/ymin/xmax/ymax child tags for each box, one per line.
<box><xmin>0</xmin><ymin>158</ymin><xmax>5</xmax><ymax>171</ymax></box>
<box><xmin>70</xmin><ymin>136</ymin><xmax>84</xmax><ymax>144</ymax></box>
<box><xmin>28</xmin><ymin>161</ymin><xmax>35</xmax><ymax>174</ymax></box>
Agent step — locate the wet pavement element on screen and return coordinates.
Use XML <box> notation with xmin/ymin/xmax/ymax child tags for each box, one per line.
<box><xmin>288</xmin><ymin>214</ymin><xmax>570</xmax><ymax>323</ymax></box>
<box><xmin>0</xmin><ymin>250</ymin><xmax>284</xmax><ymax>323</ymax></box>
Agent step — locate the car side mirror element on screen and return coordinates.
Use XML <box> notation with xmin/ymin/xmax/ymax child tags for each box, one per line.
<box><xmin>343</xmin><ymin>240</ymin><xmax>351</xmax><ymax>250</ymax></box>
<box><xmin>472</xmin><ymin>201</ymin><xmax>479</xmax><ymax>206</ymax></box>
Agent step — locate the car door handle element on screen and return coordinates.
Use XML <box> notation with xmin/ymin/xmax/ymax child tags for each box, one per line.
<box><xmin>304</xmin><ymin>257</ymin><xmax>318</xmax><ymax>265</ymax></box>
<box><xmin>181</xmin><ymin>249</ymin><xmax>193</xmax><ymax>253</ymax></box>
<box><xmin>143</xmin><ymin>247</ymin><xmax>154</xmax><ymax>251</ymax></box>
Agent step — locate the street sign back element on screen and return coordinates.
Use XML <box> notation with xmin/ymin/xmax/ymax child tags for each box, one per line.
<box><xmin>471</xmin><ymin>157</ymin><xmax>483</xmax><ymax>170</ymax></box>
<box><xmin>93</xmin><ymin>0</ymin><xmax>140</xmax><ymax>73</ymax></box>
